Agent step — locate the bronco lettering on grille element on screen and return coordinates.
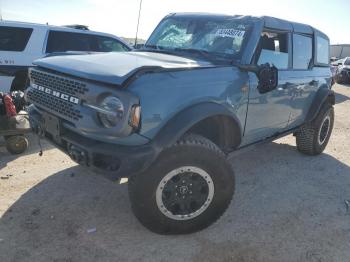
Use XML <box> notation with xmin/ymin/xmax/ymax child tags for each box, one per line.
<box><xmin>32</xmin><ymin>83</ymin><xmax>80</xmax><ymax>104</ymax></box>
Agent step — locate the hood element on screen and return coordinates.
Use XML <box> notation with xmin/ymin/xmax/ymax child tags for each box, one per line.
<box><xmin>33</xmin><ymin>51</ymin><xmax>213</xmax><ymax>86</ymax></box>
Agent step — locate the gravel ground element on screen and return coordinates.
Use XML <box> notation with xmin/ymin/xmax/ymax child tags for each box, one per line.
<box><xmin>0</xmin><ymin>84</ymin><xmax>349</xmax><ymax>262</ymax></box>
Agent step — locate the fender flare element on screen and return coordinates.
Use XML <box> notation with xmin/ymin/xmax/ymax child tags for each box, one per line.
<box><xmin>305</xmin><ymin>88</ymin><xmax>335</xmax><ymax>123</ymax></box>
<box><xmin>151</xmin><ymin>102</ymin><xmax>243</xmax><ymax>150</ymax></box>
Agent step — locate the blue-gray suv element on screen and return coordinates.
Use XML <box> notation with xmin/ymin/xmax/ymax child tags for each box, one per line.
<box><xmin>26</xmin><ymin>13</ymin><xmax>335</xmax><ymax>234</ymax></box>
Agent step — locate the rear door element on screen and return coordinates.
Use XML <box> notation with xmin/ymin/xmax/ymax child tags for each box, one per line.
<box><xmin>0</xmin><ymin>26</ymin><xmax>34</xmax><ymax>92</ymax></box>
<box><xmin>287</xmin><ymin>33</ymin><xmax>315</xmax><ymax>128</ymax></box>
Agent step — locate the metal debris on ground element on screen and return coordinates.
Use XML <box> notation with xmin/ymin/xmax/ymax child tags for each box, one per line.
<box><xmin>87</xmin><ymin>228</ymin><xmax>96</xmax><ymax>234</ymax></box>
<box><xmin>345</xmin><ymin>200</ymin><xmax>350</xmax><ymax>214</ymax></box>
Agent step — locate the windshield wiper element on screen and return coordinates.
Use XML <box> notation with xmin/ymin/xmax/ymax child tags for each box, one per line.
<box><xmin>143</xmin><ymin>44</ymin><xmax>161</xmax><ymax>50</ymax></box>
<box><xmin>173</xmin><ymin>48</ymin><xmax>212</xmax><ymax>59</ymax></box>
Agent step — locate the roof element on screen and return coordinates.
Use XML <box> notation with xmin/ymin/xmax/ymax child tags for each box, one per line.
<box><xmin>171</xmin><ymin>13</ymin><xmax>329</xmax><ymax>39</ymax></box>
<box><xmin>0</xmin><ymin>20</ymin><xmax>109</xmax><ymax>36</ymax></box>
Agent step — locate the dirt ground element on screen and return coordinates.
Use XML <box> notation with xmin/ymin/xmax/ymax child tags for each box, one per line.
<box><xmin>0</xmin><ymin>84</ymin><xmax>349</xmax><ymax>262</ymax></box>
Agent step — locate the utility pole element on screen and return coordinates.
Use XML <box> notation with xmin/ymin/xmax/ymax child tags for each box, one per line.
<box><xmin>0</xmin><ymin>0</ymin><xmax>3</xmax><ymax>21</ymax></box>
<box><xmin>134</xmin><ymin>0</ymin><xmax>143</xmax><ymax>47</ymax></box>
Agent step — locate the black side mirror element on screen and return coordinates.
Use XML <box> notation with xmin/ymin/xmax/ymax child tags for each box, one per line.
<box><xmin>238</xmin><ymin>63</ymin><xmax>278</xmax><ymax>94</ymax></box>
<box><xmin>256</xmin><ymin>63</ymin><xmax>278</xmax><ymax>94</ymax></box>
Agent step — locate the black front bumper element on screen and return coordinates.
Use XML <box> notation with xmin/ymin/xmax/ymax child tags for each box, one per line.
<box><xmin>29</xmin><ymin>106</ymin><xmax>157</xmax><ymax>181</ymax></box>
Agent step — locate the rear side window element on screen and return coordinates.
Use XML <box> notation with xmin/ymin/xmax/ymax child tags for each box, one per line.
<box><xmin>90</xmin><ymin>35</ymin><xmax>130</xmax><ymax>52</ymax></box>
<box><xmin>316</xmin><ymin>36</ymin><xmax>329</xmax><ymax>65</ymax></box>
<box><xmin>257</xmin><ymin>31</ymin><xmax>289</xmax><ymax>69</ymax></box>
<box><xmin>293</xmin><ymin>34</ymin><xmax>312</xmax><ymax>70</ymax></box>
<box><xmin>46</xmin><ymin>31</ymin><xmax>129</xmax><ymax>53</ymax></box>
<box><xmin>0</xmin><ymin>26</ymin><xmax>33</xmax><ymax>51</ymax></box>
<box><xmin>46</xmin><ymin>31</ymin><xmax>91</xmax><ymax>53</ymax></box>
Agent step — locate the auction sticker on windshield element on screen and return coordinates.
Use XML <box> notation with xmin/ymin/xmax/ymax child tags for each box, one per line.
<box><xmin>215</xmin><ymin>29</ymin><xmax>245</xmax><ymax>38</ymax></box>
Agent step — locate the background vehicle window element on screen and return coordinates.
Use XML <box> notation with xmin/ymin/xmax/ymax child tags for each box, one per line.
<box><xmin>46</xmin><ymin>31</ymin><xmax>91</xmax><ymax>53</ymax></box>
<box><xmin>344</xmin><ymin>58</ymin><xmax>350</xmax><ymax>65</ymax></box>
<box><xmin>90</xmin><ymin>35</ymin><xmax>129</xmax><ymax>52</ymax></box>
<box><xmin>293</xmin><ymin>34</ymin><xmax>312</xmax><ymax>70</ymax></box>
<box><xmin>46</xmin><ymin>31</ymin><xmax>129</xmax><ymax>53</ymax></box>
<box><xmin>316</xmin><ymin>36</ymin><xmax>329</xmax><ymax>65</ymax></box>
<box><xmin>257</xmin><ymin>32</ymin><xmax>289</xmax><ymax>69</ymax></box>
<box><xmin>0</xmin><ymin>26</ymin><xmax>33</xmax><ymax>51</ymax></box>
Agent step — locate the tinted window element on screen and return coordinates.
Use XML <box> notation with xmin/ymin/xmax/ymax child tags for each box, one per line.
<box><xmin>316</xmin><ymin>36</ymin><xmax>329</xmax><ymax>65</ymax></box>
<box><xmin>0</xmin><ymin>26</ymin><xmax>33</xmax><ymax>51</ymax></box>
<box><xmin>90</xmin><ymin>35</ymin><xmax>129</xmax><ymax>52</ymax></box>
<box><xmin>46</xmin><ymin>31</ymin><xmax>129</xmax><ymax>53</ymax></box>
<box><xmin>257</xmin><ymin>32</ymin><xmax>289</xmax><ymax>69</ymax></box>
<box><xmin>293</xmin><ymin>34</ymin><xmax>312</xmax><ymax>70</ymax></box>
<box><xmin>46</xmin><ymin>31</ymin><xmax>91</xmax><ymax>53</ymax></box>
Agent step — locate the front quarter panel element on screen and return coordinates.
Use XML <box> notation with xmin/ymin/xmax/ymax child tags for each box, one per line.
<box><xmin>128</xmin><ymin>66</ymin><xmax>249</xmax><ymax>141</ymax></box>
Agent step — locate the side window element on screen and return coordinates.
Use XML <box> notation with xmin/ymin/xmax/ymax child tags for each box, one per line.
<box><xmin>316</xmin><ymin>36</ymin><xmax>329</xmax><ymax>65</ymax></box>
<box><xmin>0</xmin><ymin>26</ymin><xmax>33</xmax><ymax>52</ymax></box>
<box><xmin>46</xmin><ymin>31</ymin><xmax>92</xmax><ymax>53</ymax></box>
<box><xmin>257</xmin><ymin>32</ymin><xmax>289</xmax><ymax>69</ymax></box>
<box><xmin>293</xmin><ymin>34</ymin><xmax>312</xmax><ymax>70</ymax></box>
<box><xmin>90</xmin><ymin>35</ymin><xmax>129</xmax><ymax>52</ymax></box>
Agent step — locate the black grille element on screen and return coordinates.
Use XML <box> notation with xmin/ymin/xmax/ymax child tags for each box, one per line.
<box><xmin>30</xmin><ymin>69</ymin><xmax>88</xmax><ymax>96</ymax></box>
<box><xmin>27</xmin><ymin>89</ymin><xmax>83</xmax><ymax>121</ymax></box>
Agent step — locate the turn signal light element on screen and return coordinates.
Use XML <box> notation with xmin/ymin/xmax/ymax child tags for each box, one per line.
<box><xmin>129</xmin><ymin>105</ymin><xmax>141</xmax><ymax>129</ymax></box>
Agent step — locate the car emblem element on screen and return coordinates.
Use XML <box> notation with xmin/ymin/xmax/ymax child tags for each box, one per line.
<box><xmin>31</xmin><ymin>83</ymin><xmax>80</xmax><ymax>104</ymax></box>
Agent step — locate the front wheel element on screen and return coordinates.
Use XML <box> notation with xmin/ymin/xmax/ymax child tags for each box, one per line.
<box><xmin>128</xmin><ymin>134</ymin><xmax>235</xmax><ymax>235</ymax></box>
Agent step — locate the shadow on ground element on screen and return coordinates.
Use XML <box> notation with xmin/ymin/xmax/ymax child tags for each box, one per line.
<box><xmin>335</xmin><ymin>91</ymin><xmax>350</xmax><ymax>104</ymax></box>
<box><xmin>1</xmin><ymin>142</ymin><xmax>350</xmax><ymax>262</ymax></box>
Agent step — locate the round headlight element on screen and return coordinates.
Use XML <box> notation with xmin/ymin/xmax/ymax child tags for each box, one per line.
<box><xmin>98</xmin><ymin>96</ymin><xmax>124</xmax><ymax>128</ymax></box>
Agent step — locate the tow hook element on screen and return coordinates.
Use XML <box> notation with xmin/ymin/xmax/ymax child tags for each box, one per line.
<box><xmin>67</xmin><ymin>144</ymin><xmax>88</xmax><ymax>165</ymax></box>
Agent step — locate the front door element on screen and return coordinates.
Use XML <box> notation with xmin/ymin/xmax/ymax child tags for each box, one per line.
<box><xmin>243</xmin><ymin>30</ymin><xmax>294</xmax><ymax>145</ymax></box>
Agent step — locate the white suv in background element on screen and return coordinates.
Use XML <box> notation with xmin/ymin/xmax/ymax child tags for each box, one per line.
<box><xmin>0</xmin><ymin>21</ymin><xmax>131</xmax><ymax>93</ymax></box>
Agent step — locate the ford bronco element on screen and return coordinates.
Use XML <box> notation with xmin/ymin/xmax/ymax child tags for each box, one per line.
<box><xmin>26</xmin><ymin>13</ymin><xmax>335</xmax><ymax>234</ymax></box>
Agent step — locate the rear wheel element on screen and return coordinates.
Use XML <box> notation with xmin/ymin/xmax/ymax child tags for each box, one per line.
<box><xmin>128</xmin><ymin>134</ymin><xmax>235</xmax><ymax>234</ymax></box>
<box><xmin>296</xmin><ymin>104</ymin><xmax>334</xmax><ymax>155</ymax></box>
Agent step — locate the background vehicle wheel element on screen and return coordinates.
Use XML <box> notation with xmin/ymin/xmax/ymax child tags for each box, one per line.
<box><xmin>296</xmin><ymin>105</ymin><xmax>334</xmax><ymax>156</ymax></box>
<box><xmin>5</xmin><ymin>135</ymin><xmax>29</xmax><ymax>155</ymax></box>
<box><xmin>128</xmin><ymin>134</ymin><xmax>235</xmax><ymax>235</ymax></box>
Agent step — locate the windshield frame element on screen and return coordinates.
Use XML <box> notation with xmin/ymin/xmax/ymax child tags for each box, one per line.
<box><xmin>142</xmin><ymin>15</ymin><xmax>254</xmax><ymax>64</ymax></box>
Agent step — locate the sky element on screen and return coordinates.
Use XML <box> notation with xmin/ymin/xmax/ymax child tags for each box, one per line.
<box><xmin>1</xmin><ymin>0</ymin><xmax>349</xmax><ymax>44</ymax></box>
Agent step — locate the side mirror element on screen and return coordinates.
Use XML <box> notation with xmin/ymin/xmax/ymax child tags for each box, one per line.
<box><xmin>256</xmin><ymin>63</ymin><xmax>278</xmax><ymax>94</ymax></box>
<box><xmin>239</xmin><ymin>63</ymin><xmax>278</xmax><ymax>94</ymax></box>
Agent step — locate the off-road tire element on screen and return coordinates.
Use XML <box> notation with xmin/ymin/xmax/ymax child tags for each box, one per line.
<box><xmin>128</xmin><ymin>134</ymin><xmax>235</xmax><ymax>235</ymax></box>
<box><xmin>5</xmin><ymin>135</ymin><xmax>29</xmax><ymax>155</ymax></box>
<box><xmin>296</xmin><ymin>104</ymin><xmax>334</xmax><ymax>155</ymax></box>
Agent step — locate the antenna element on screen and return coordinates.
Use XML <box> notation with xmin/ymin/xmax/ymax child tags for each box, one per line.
<box><xmin>134</xmin><ymin>0</ymin><xmax>143</xmax><ymax>47</ymax></box>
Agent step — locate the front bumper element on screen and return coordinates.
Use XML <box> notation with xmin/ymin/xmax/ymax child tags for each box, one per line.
<box><xmin>29</xmin><ymin>106</ymin><xmax>157</xmax><ymax>181</ymax></box>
